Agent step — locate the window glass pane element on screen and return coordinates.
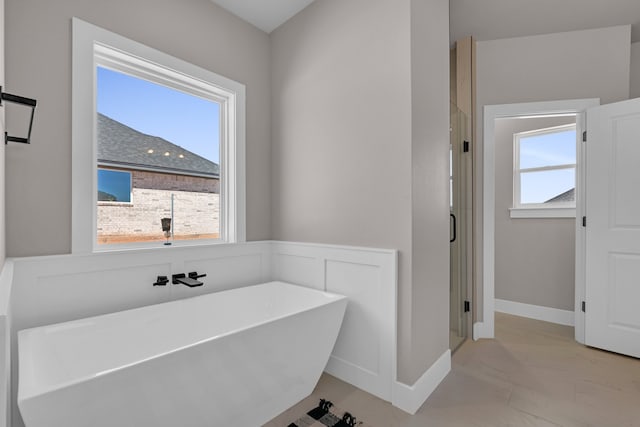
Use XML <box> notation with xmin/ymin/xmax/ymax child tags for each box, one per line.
<box><xmin>520</xmin><ymin>129</ymin><xmax>576</xmax><ymax>169</ymax></box>
<box><xmin>520</xmin><ymin>168</ymin><xmax>575</xmax><ymax>204</ymax></box>
<box><xmin>96</xmin><ymin>67</ymin><xmax>221</xmax><ymax>245</ymax></box>
<box><xmin>98</xmin><ymin>169</ymin><xmax>131</xmax><ymax>202</ymax></box>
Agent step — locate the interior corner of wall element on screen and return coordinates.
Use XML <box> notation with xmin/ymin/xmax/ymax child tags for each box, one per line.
<box><xmin>392</xmin><ymin>348</ymin><xmax>450</xmax><ymax>414</ymax></box>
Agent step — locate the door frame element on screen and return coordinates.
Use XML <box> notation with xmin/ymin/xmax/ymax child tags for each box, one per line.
<box><xmin>477</xmin><ymin>98</ymin><xmax>600</xmax><ymax>341</ymax></box>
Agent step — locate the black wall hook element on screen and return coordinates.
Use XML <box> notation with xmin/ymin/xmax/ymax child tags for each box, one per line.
<box><xmin>0</xmin><ymin>86</ymin><xmax>37</xmax><ymax>145</ymax></box>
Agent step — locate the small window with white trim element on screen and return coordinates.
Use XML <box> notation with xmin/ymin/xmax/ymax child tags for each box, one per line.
<box><xmin>72</xmin><ymin>19</ymin><xmax>245</xmax><ymax>252</ymax></box>
<box><xmin>512</xmin><ymin>124</ymin><xmax>577</xmax><ymax>216</ymax></box>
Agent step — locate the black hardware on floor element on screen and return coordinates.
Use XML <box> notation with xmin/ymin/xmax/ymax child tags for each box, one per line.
<box><xmin>288</xmin><ymin>399</ymin><xmax>360</xmax><ymax>427</ymax></box>
<box><xmin>0</xmin><ymin>86</ymin><xmax>37</xmax><ymax>145</ymax></box>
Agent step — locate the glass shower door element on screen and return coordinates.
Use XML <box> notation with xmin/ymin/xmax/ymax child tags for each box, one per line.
<box><xmin>450</xmin><ymin>102</ymin><xmax>472</xmax><ymax>352</ymax></box>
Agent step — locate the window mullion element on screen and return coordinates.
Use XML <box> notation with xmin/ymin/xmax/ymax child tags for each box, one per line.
<box><xmin>519</xmin><ymin>164</ymin><xmax>576</xmax><ymax>174</ymax></box>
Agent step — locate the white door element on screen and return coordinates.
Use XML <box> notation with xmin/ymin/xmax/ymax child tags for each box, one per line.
<box><xmin>585</xmin><ymin>98</ymin><xmax>640</xmax><ymax>358</ymax></box>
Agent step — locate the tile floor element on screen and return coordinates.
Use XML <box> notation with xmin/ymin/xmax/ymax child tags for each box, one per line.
<box><xmin>265</xmin><ymin>312</ymin><xmax>640</xmax><ymax>427</ymax></box>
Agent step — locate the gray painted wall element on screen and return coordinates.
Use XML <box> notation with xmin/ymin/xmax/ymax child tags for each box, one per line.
<box><xmin>450</xmin><ymin>0</ymin><xmax>640</xmax><ymax>43</ymax></box>
<box><xmin>494</xmin><ymin>116</ymin><xmax>576</xmax><ymax>311</ymax></box>
<box><xmin>5</xmin><ymin>0</ymin><xmax>271</xmax><ymax>257</ymax></box>
<box><xmin>632</xmin><ymin>42</ymin><xmax>640</xmax><ymax>99</ymax></box>
<box><xmin>475</xmin><ymin>26</ymin><xmax>631</xmax><ymax>321</ymax></box>
<box><xmin>409</xmin><ymin>0</ymin><xmax>450</xmax><ymax>382</ymax></box>
<box><xmin>271</xmin><ymin>0</ymin><xmax>449</xmax><ymax>384</ymax></box>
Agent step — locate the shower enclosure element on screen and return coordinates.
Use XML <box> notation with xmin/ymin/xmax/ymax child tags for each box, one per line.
<box><xmin>450</xmin><ymin>102</ymin><xmax>473</xmax><ymax>352</ymax></box>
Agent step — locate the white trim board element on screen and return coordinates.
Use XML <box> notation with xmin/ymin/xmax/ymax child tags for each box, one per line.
<box><xmin>495</xmin><ymin>299</ymin><xmax>574</xmax><ymax>326</ymax></box>
<box><xmin>482</xmin><ymin>99</ymin><xmax>600</xmax><ymax>340</ymax></box>
<box><xmin>473</xmin><ymin>321</ymin><xmax>490</xmax><ymax>340</ymax></box>
<box><xmin>392</xmin><ymin>350</ymin><xmax>451</xmax><ymax>415</ymax></box>
<box><xmin>0</xmin><ymin>261</ymin><xmax>13</xmax><ymax>427</ymax></box>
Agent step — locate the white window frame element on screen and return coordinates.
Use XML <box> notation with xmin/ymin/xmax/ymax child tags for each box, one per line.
<box><xmin>511</xmin><ymin>123</ymin><xmax>577</xmax><ymax>219</ymax></box>
<box><xmin>72</xmin><ymin>18</ymin><xmax>245</xmax><ymax>253</ymax></box>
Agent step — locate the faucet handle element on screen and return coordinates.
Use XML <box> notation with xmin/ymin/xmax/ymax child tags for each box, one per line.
<box><xmin>153</xmin><ymin>275</ymin><xmax>169</xmax><ymax>286</ymax></box>
<box><xmin>188</xmin><ymin>271</ymin><xmax>207</xmax><ymax>280</ymax></box>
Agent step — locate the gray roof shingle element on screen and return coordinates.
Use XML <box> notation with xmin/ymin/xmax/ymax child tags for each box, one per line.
<box><xmin>545</xmin><ymin>188</ymin><xmax>575</xmax><ymax>203</ymax></box>
<box><xmin>97</xmin><ymin>113</ymin><xmax>219</xmax><ymax>178</ymax></box>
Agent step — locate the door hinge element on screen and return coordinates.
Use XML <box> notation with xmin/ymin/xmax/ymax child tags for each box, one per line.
<box><xmin>581</xmin><ymin>301</ymin><xmax>586</xmax><ymax>312</ymax></box>
<box><xmin>463</xmin><ymin>140</ymin><xmax>470</xmax><ymax>153</ymax></box>
<box><xmin>582</xmin><ymin>131</ymin><xmax>587</xmax><ymax>142</ymax></box>
<box><xmin>582</xmin><ymin>216</ymin><xmax>587</xmax><ymax>227</ymax></box>
<box><xmin>464</xmin><ymin>300</ymin><xmax>470</xmax><ymax>313</ymax></box>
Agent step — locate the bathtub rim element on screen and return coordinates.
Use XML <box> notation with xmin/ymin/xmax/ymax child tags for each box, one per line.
<box><xmin>17</xmin><ymin>281</ymin><xmax>346</xmax><ymax>402</ymax></box>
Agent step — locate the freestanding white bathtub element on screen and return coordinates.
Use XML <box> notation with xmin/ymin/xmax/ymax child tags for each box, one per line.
<box><xmin>17</xmin><ymin>281</ymin><xmax>347</xmax><ymax>427</ymax></box>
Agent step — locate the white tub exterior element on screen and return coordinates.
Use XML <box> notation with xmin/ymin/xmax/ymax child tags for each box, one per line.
<box><xmin>17</xmin><ymin>281</ymin><xmax>347</xmax><ymax>427</ymax></box>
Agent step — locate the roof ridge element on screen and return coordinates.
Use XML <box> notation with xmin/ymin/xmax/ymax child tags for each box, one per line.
<box><xmin>97</xmin><ymin>113</ymin><xmax>219</xmax><ymax>177</ymax></box>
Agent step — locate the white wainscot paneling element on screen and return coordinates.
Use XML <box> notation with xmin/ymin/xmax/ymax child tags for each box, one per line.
<box><xmin>326</xmin><ymin>260</ymin><xmax>380</xmax><ymax>373</ymax></box>
<box><xmin>0</xmin><ymin>262</ymin><xmax>13</xmax><ymax>427</ymax></box>
<box><xmin>182</xmin><ymin>253</ymin><xmax>265</xmax><ymax>297</ymax></box>
<box><xmin>270</xmin><ymin>242</ymin><xmax>397</xmax><ymax>402</ymax></box>
<box><xmin>325</xmin><ymin>260</ymin><xmax>387</xmax><ymax>395</ymax></box>
<box><xmin>272</xmin><ymin>253</ymin><xmax>323</xmax><ymax>290</ymax></box>
<box><xmin>11</xmin><ymin>244</ymin><xmax>271</xmax><ymax>332</ymax></box>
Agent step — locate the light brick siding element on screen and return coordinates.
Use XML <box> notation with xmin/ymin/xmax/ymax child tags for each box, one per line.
<box><xmin>97</xmin><ymin>169</ymin><xmax>220</xmax><ymax>243</ymax></box>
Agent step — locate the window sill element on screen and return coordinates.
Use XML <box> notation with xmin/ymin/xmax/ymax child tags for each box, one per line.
<box><xmin>94</xmin><ymin>238</ymin><xmax>225</xmax><ymax>252</ymax></box>
<box><xmin>509</xmin><ymin>207</ymin><xmax>576</xmax><ymax>219</ymax></box>
<box><xmin>98</xmin><ymin>202</ymin><xmax>133</xmax><ymax>207</ymax></box>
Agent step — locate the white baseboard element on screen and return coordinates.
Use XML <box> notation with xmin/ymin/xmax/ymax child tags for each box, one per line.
<box><xmin>473</xmin><ymin>322</ymin><xmax>487</xmax><ymax>340</ymax></box>
<box><xmin>495</xmin><ymin>299</ymin><xmax>574</xmax><ymax>326</ymax></box>
<box><xmin>392</xmin><ymin>349</ymin><xmax>450</xmax><ymax>414</ymax></box>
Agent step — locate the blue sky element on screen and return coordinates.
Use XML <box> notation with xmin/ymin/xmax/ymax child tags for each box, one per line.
<box><xmin>97</xmin><ymin>66</ymin><xmax>220</xmax><ymax>163</ymax></box>
<box><xmin>520</xmin><ymin>129</ymin><xmax>576</xmax><ymax>169</ymax></box>
<box><xmin>521</xmin><ymin>168</ymin><xmax>574</xmax><ymax>204</ymax></box>
<box><xmin>519</xmin><ymin>128</ymin><xmax>576</xmax><ymax>204</ymax></box>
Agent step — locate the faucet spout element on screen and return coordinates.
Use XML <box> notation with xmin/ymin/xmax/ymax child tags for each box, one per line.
<box><xmin>172</xmin><ymin>273</ymin><xmax>203</xmax><ymax>287</ymax></box>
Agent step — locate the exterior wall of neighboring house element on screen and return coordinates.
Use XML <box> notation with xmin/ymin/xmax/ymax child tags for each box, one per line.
<box><xmin>97</xmin><ymin>168</ymin><xmax>219</xmax><ymax>243</ymax></box>
<box><xmin>494</xmin><ymin>116</ymin><xmax>577</xmax><ymax>311</ymax></box>
<box><xmin>130</xmin><ymin>169</ymin><xmax>220</xmax><ymax>194</ymax></box>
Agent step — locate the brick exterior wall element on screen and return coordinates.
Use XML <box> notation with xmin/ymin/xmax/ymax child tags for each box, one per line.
<box><xmin>97</xmin><ymin>169</ymin><xmax>220</xmax><ymax>243</ymax></box>
<box><xmin>131</xmin><ymin>169</ymin><xmax>219</xmax><ymax>193</ymax></box>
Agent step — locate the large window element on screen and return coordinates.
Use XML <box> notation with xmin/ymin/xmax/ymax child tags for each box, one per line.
<box><xmin>95</xmin><ymin>63</ymin><xmax>222</xmax><ymax>245</ymax></box>
<box><xmin>512</xmin><ymin>123</ymin><xmax>577</xmax><ymax>217</ymax></box>
<box><xmin>72</xmin><ymin>18</ymin><xmax>245</xmax><ymax>252</ymax></box>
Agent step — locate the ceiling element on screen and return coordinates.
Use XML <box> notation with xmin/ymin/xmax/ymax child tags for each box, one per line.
<box><xmin>450</xmin><ymin>0</ymin><xmax>640</xmax><ymax>44</ymax></box>
<box><xmin>210</xmin><ymin>0</ymin><xmax>316</xmax><ymax>33</ymax></box>
<box><xmin>210</xmin><ymin>0</ymin><xmax>640</xmax><ymax>43</ymax></box>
